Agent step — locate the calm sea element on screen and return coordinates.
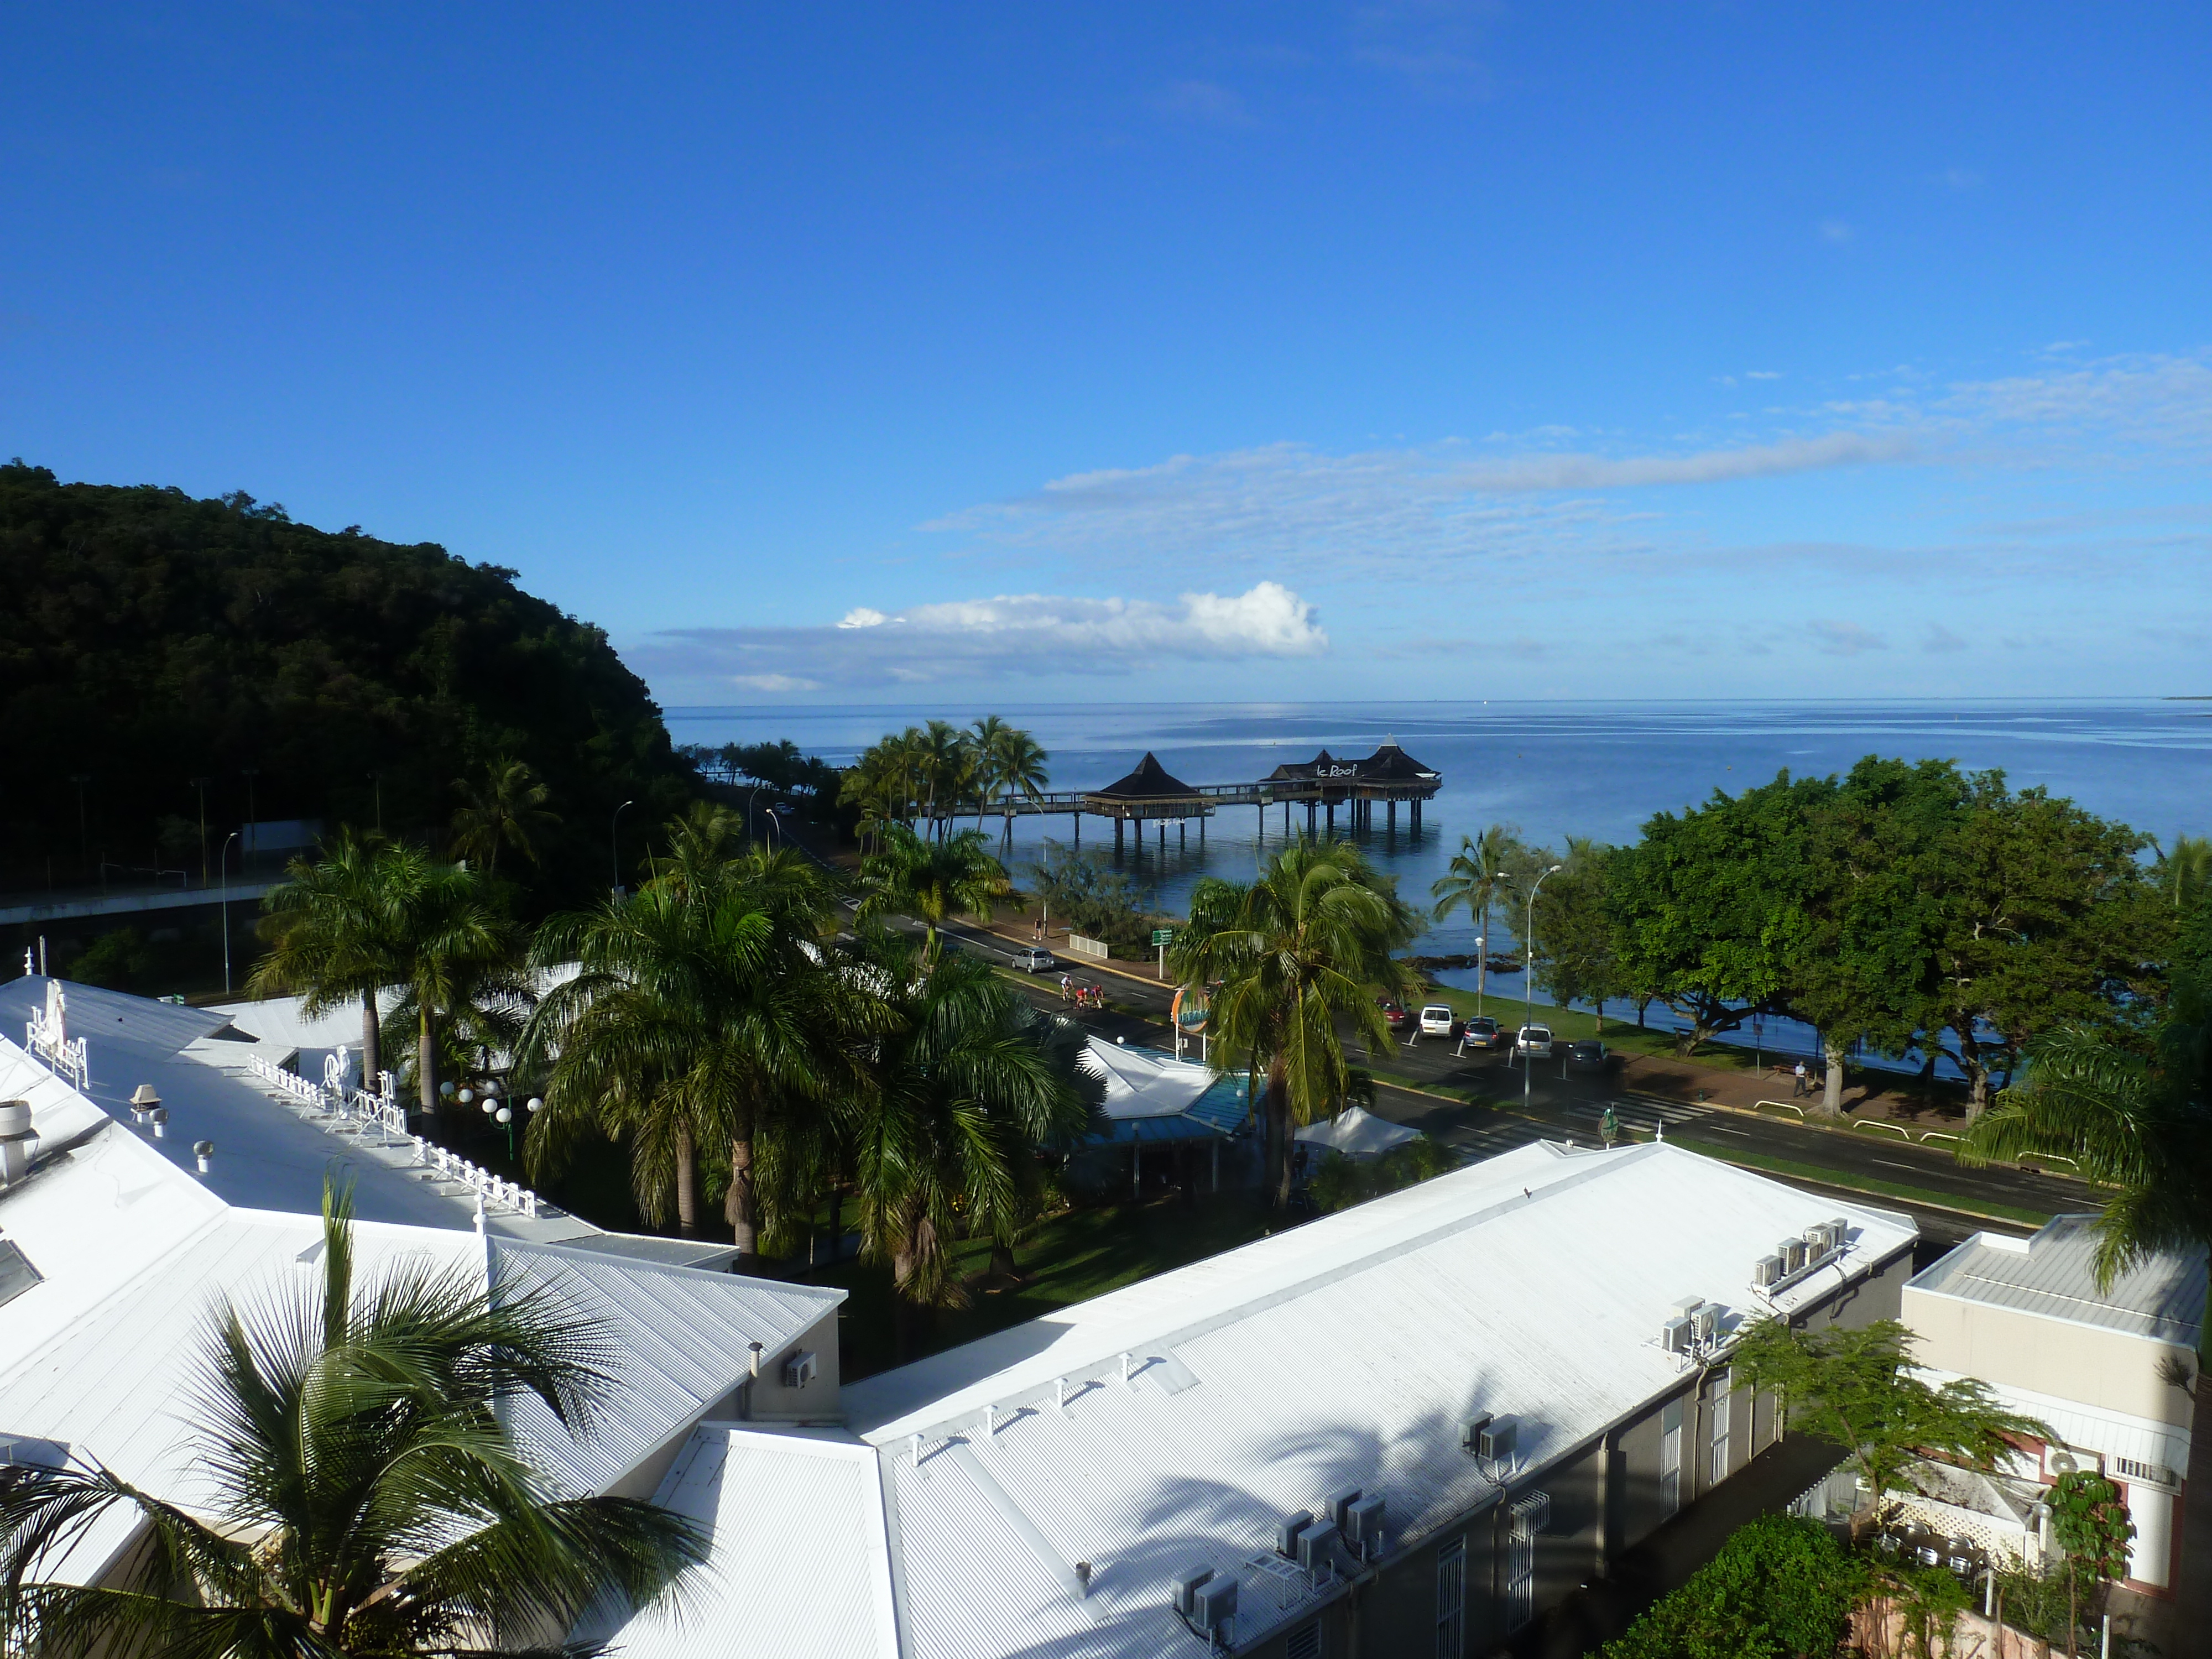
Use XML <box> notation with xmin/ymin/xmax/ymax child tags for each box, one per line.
<box><xmin>667</xmin><ymin>699</ymin><xmax>2211</xmax><ymax>1068</ymax></box>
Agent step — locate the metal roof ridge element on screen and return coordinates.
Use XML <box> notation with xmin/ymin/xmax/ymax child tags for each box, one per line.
<box><xmin>853</xmin><ymin>1141</ymin><xmax>1657</xmax><ymax>1443</ymax></box>
<box><xmin>492</xmin><ymin>1234</ymin><xmax>848</xmax><ymax>1307</ymax></box>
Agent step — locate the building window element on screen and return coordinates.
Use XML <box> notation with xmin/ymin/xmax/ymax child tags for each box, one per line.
<box><xmin>1286</xmin><ymin>1619</ymin><xmax>1322</xmax><ymax>1659</ymax></box>
<box><xmin>1506</xmin><ymin>1491</ymin><xmax>1550</xmax><ymax>1632</ymax></box>
<box><xmin>1434</xmin><ymin>1536</ymin><xmax>1465</xmax><ymax>1659</ymax></box>
<box><xmin>1708</xmin><ymin>1375</ymin><xmax>1732</xmax><ymax>1486</ymax></box>
<box><xmin>1659</xmin><ymin>1399</ymin><xmax>1683</xmax><ymax>1514</ymax></box>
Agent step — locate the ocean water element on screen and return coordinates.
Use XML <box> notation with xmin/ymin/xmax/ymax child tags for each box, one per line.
<box><xmin>668</xmin><ymin>700</ymin><xmax>2210</xmax><ymax>1070</ymax></box>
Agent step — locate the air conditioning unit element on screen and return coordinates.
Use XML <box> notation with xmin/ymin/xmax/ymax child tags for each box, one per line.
<box><xmin>1276</xmin><ymin>1510</ymin><xmax>1314</xmax><ymax>1558</ymax></box>
<box><xmin>1294</xmin><ymin>1519</ymin><xmax>1340</xmax><ymax>1574</ymax></box>
<box><xmin>1780</xmin><ymin>1238</ymin><xmax>1807</xmax><ymax>1274</ymax></box>
<box><xmin>1324</xmin><ymin>1488</ymin><xmax>1363</xmax><ymax>1532</ymax></box>
<box><xmin>1829</xmin><ymin>1216</ymin><xmax>1849</xmax><ymax>1248</ymax></box>
<box><xmin>1752</xmin><ymin>1254</ymin><xmax>1783</xmax><ymax>1288</ymax></box>
<box><xmin>1460</xmin><ymin>1413</ymin><xmax>1493</xmax><ymax>1454</ymax></box>
<box><xmin>1803</xmin><ymin>1223</ymin><xmax>1836</xmax><ymax>1257</ymax></box>
<box><xmin>781</xmin><ymin>1350</ymin><xmax>818</xmax><ymax>1389</ymax></box>
<box><xmin>1345</xmin><ymin>1494</ymin><xmax>1386</xmax><ymax>1553</ymax></box>
<box><xmin>1193</xmin><ymin>1574</ymin><xmax>1239</xmax><ymax>1630</ymax></box>
<box><xmin>1173</xmin><ymin>1566</ymin><xmax>1214</xmax><ymax>1616</ymax></box>
<box><xmin>1692</xmin><ymin>1305</ymin><xmax>1719</xmax><ymax>1344</ymax></box>
<box><xmin>1478</xmin><ymin>1415</ymin><xmax>1519</xmax><ymax>1467</ymax></box>
<box><xmin>1662</xmin><ymin>1315</ymin><xmax>1693</xmax><ymax>1353</ymax></box>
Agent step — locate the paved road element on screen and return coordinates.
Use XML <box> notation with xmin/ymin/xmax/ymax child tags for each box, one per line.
<box><xmin>931</xmin><ymin>917</ymin><xmax>2087</xmax><ymax>1254</ymax></box>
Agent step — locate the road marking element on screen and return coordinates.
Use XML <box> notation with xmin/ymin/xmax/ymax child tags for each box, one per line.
<box><xmin>1700</xmin><ymin>1125</ymin><xmax>1750</xmax><ymax>1136</ymax></box>
<box><xmin>1872</xmin><ymin>1159</ymin><xmax>1926</xmax><ymax>1171</ymax></box>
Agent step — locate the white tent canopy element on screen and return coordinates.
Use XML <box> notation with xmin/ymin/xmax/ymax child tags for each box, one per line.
<box><xmin>1078</xmin><ymin>1036</ymin><xmax>1215</xmax><ymax>1121</ymax></box>
<box><xmin>1295</xmin><ymin>1104</ymin><xmax>1420</xmax><ymax>1159</ymax></box>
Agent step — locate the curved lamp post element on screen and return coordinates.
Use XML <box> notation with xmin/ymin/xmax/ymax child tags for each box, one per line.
<box><xmin>611</xmin><ymin>800</ymin><xmax>635</xmax><ymax>895</ymax></box>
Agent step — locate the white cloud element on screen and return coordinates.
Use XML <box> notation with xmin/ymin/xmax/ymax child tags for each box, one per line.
<box><xmin>632</xmin><ymin>582</ymin><xmax>1327</xmax><ymax>693</ymax></box>
<box><xmin>1809</xmin><ymin>619</ymin><xmax>1887</xmax><ymax>656</ymax></box>
<box><xmin>837</xmin><ymin>607</ymin><xmax>890</xmax><ymax>629</ymax></box>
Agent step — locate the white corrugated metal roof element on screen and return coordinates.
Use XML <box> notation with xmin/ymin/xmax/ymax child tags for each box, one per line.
<box><xmin>1079</xmin><ymin>1038</ymin><xmax>1215</xmax><ymax>1121</ymax></box>
<box><xmin>839</xmin><ymin>1139</ymin><xmax>1916</xmax><ymax>1659</ymax></box>
<box><xmin>1907</xmin><ymin>1217</ymin><xmax>2206</xmax><ymax>1346</ymax></box>
<box><xmin>1295</xmin><ymin>1103</ymin><xmax>1420</xmax><ymax>1157</ymax></box>
<box><xmin>588</xmin><ymin>1424</ymin><xmax>898</xmax><ymax>1659</ymax></box>
<box><xmin>0</xmin><ymin>976</ymin><xmax>234</xmax><ymax>1057</ymax></box>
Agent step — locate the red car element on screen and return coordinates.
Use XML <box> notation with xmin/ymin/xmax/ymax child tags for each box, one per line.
<box><xmin>1379</xmin><ymin>999</ymin><xmax>1410</xmax><ymax>1032</ymax></box>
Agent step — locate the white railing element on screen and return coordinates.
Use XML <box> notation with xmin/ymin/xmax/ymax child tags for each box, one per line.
<box><xmin>1066</xmin><ymin>933</ymin><xmax>1110</xmax><ymax>962</ymax></box>
<box><xmin>246</xmin><ymin>1055</ymin><xmax>541</xmax><ymax>1218</ymax></box>
<box><xmin>414</xmin><ymin>1140</ymin><xmax>539</xmax><ymax>1218</ymax></box>
<box><xmin>26</xmin><ymin>1019</ymin><xmax>89</xmax><ymax>1091</ymax></box>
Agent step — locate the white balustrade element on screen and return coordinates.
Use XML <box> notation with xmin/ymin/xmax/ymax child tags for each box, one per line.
<box><xmin>248</xmin><ymin>1056</ymin><xmax>541</xmax><ymax>1219</ymax></box>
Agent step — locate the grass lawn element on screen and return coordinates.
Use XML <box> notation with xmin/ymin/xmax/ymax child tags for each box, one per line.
<box><xmin>814</xmin><ymin>1194</ymin><xmax>1277</xmax><ymax>1381</ymax></box>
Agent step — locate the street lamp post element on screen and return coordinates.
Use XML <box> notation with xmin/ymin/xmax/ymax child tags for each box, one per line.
<box><xmin>611</xmin><ymin>800</ymin><xmax>635</xmax><ymax>894</ymax></box>
<box><xmin>1524</xmin><ymin>864</ymin><xmax>1563</xmax><ymax>1115</ymax></box>
<box><xmin>219</xmin><ymin>832</ymin><xmax>240</xmax><ymax>992</ymax></box>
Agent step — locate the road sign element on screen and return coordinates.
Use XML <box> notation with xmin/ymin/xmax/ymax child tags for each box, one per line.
<box><xmin>1151</xmin><ymin>928</ymin><xmax>1176</xmax><ymax>947</ymax></box>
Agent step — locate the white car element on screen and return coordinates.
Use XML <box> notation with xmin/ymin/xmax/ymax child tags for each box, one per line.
<box><xmin>1013</xmin><ymin>947</ymin><xmax>1057</xmax><ymax>973</ymax></box>
<box><xmin>1516</xmin><ymin>1024</ymin><xmax>1554</xmax><ymax>1058</ymax></box>
<box><xmin>1418</xmin><ymin>1005</ymin><xmax>1457</xmax><ymax>1039</ymax></box>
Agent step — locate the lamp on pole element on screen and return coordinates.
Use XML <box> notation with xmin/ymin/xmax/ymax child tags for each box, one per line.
<box><xmin>189</xmin><ymin>776</ymin><xmax>213</xmax><ymax>886</ymax></box>
<box><xmin>1523</xmin><ymin>864</ymin><xmax>1563</xmax><ymax>1114</ymax></box>
<box><xmin>611</xmin><ymin>800</ymin><xmax>635</xmax><ymax>895</ymax></box>
<box><xmin>219</xmin><ymin>832</ymin><xmax>240</xmax><ymax>992</ymax></box>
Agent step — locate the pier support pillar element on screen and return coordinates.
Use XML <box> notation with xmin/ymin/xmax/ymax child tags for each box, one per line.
<box><xmin>1073</xmin><ymin>811</ymin><xmax>1081</xmax><ymax>847</ymax></box>
<box><xmin>1307</xmin><ymin>801</ymin><xmax>1317</xmax><ymax>836</ymax></box>
<box><xmin>1388</xmin><ymin>800</ymin><xmax>1396</xmax><ymax>832</ymax></box>
<box><xmin>1114</xmin><ymin>817</ymin><xmax>1124</xmax><ymax>856</ymax></box>
<box><xmin>1326</xmin><ymin>803</ymin><xmax>1335</xmax><ymax>836</ymax></box>
<box><xmin>1179</xmin><ymin>822</ymin><xmax>1186</xmax><ymax>850</ymax></box>
<box><xmin>1159</xmin><ymin>821</ymin><xmax>1166</xmax><ymax>853</ymax></box>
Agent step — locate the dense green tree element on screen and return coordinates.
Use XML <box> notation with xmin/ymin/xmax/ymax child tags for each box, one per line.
<box><xmin>1026</xmin><ymin>840</ymin><xmax>1152</xmax><ymax>950</ymax></box>
<box><xmin>1927</xmin><ymin>775</ymin><xmax>2163</xmax><ymax>1114</ymax></box>
<box><xmin>0</xmin><ymin>1180</ymin><xmax>703</xmax><ymax>1658</ymax></box>
<box><xmin>1961</xmin><ymin>975</ymin><xmax>2212</xmax><ymax>1641</ymax></box>
<box><xmin>1730</xmin><ymin>1316</ymin><xmax>2047</xmax><ymax>1538</ymax></box>
<box><xmin>0</xmin><ymin>462</ymin><xmax>691</xmax><ymax>906</ymax></box>
<box><xmin>857</xmin><ymin>823</ymin><xmax>1011</xmax><ymax>961</ymax></box>
<box><xmin>1530</xmin><ymin>835</ymin><xmax>1625</xmax><ymax>1029</ymax></box>
<box><xmin>1600</xmin><ymin>1515</ymin><xmax>1864</xmax><ymax>1659</ymax></box>
<box><xmin>1169</xmin><ymin>838</ymin><xmax>1421</xmax><ymax>1207</ymax></box>
<box><xmin>1608</xmin><ymin>773</ymin><xmax>1824</xmax><ymax>1055</ymax></box>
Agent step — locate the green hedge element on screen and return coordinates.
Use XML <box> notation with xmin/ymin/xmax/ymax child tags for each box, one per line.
<box><xmin>1603</xmin><ymin>1515</ymin><xmax>1863</xmax><ymax>1659</ymax></box>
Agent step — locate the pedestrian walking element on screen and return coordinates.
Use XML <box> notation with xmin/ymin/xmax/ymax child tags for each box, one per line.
<box><xmin>1792</xmin><ymin>1060</ymin><xmax>1807</xmax><ymax>1097</ymax></box>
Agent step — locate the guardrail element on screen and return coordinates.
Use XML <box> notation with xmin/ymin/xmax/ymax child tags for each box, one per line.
<box><xmin>1065</xmin><ymin>934</ymin><xmax>1110</xmax><ymax>962</ymax></box>
<box><xmin>26</xmin><ymin>1020</ymin><xmax>89</xmax><ymax>1091</ymax></box>
<box><xmin>1852</xmin><ymin>1119</ymin><xmax>1914</xmax><ymax>1140</ymax></box>
<box><xmin>1754</xmin><ymin>1099</ymin><xmax>1807</xmax><ymax>1118</ymax></box>
<box><xmin>246</xmin><ymin>1054</ymin><xmax>541</xmax><ymax>1217</ymax></box>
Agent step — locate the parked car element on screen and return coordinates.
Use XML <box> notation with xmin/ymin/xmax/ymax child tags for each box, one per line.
<box><xmin>1380</xmin><ymin>999</ymin><xmax>1410</xmax><ymax>1032</ymax></box>
<box><xmin>1014</xmin><ymin>947</ymin><xmax>1058</xmax><ymax>973</ymax></box>
<box><xmin>1459</xmin><ymin>1015</ymin><xmax>1506</xmax><ymax>1050</ymax></box>
<box><xmin>1566</xmin><ymin>1039</ymin><xmax>1609</xmax><ymax>1072</ymax></box>
<box><xmin>1418</xmin><ymin>1005</ymin><xmax>1457</xmax><ymax>1039</ymax></box>
<box><xmin>1516</xmin><ymin>1023</ymin><xmax>1554</xmax><ymax>1058</ymax></box>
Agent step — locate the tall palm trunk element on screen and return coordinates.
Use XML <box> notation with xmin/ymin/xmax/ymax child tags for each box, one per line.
<box><xmin>417</xmin><ymin>1006</ymin><xmax>440</xmax><ymax>1126</ymax></box>
<box><xmin>727</xmin><ymin>1108</ymin><xmax>759</xmax><ymax>1264</ymax></box>
<box><xmin>1265</xmin><ymin>1058</ymin><xmax>1292</xmax><ymax>1209</ymax></box>
<box><xmin>674</xmin><ymin>1124</ymin><xmax>700</xmax><ymax>1239</ymax></box>
<box><xmin>360</xmin><ymin>989</ymin><xmax>382</xmax><ymax>1091</ymax></box>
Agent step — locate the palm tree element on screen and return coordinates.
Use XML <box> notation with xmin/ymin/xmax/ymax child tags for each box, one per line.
<box><xmin>449</xmin><ymin>757</ymin><xmax>560</xmax><ymax>881</ymax></box>
<box><xmin>249</xmin><ymin>832</ymin><xmax>407</xmax><ymax>1086</ymax></box>
<box><xmin>1429</xmin><ymin>823</ymin><xmax>1525</xmax><ymax>1016</ymax></box>
<box><xmin>830</xmin><ymin>931</ymin><xmax>1094</xmax><ymax>1352</ymax></box>
<box><xmin>1960</xmin><ymin>971</ymin><xmax>2212</xmax><ymax>1639</ymax></box>
<box><xmin>653</xmin><ymin>800</ymin><xmax>746</xmax><ymax>894</ymax></box>
<box><xmin>915</xmin><ymin>719</ymin><xmax>972</xmax><ymax>839</ymax></box>
<box><xmin>522</xmin><ymin>849</ymin><xmax>853</xmax><ymax>1257</ymax></box>
<box><xmin>857</xmin><ymin>823</ymin><xmax>1011</xmax><ymax>960</ymax></box>
<box><xmin>381</xmin><ymin>851</ymin><xmax>521</xmax><ymax>1130</ymax></box>
<box><xmin>2156</xmin><ymin>832</ymin><xmax>2212</xmax><ymax>915</ymax></box>
<box><xmin>0</xmin><ymin>1180</ymin><xmax>704</xmax><ymax>1658</ymax></box>
<box><xmin>1172</xmin><ymin>838</ymin><xmax>1421</xmax><ymax>1208</ymax></box>
<box><xmin>968</xmin><ymin>714</ymin><xmax>1014</xmax><ymax>833</ymax></box>
<box><xmin>982</xmin><ymin>721</ymin><xmax>1050</xmax><ymax>844</ymax></box>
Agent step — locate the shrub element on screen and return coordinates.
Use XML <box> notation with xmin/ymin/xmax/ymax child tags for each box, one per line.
<box><xmin>1602</xmin><ymin>1514</ymin><xmax>1863</xmax><ymax>1659</ymax></box>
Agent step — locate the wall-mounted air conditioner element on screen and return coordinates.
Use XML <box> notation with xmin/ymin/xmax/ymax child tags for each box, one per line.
<box><xmin>781</xmin><ymin>1350</ymin><xmax>818</xmax><ymax>1389</ymax></box>
<box><xmin>1478</xmin><ymin>1415</ymin><xmax>1519</xmax><ymax>1467</ymax></box>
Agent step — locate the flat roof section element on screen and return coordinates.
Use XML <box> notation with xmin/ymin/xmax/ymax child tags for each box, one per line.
<box><xmin>1908</xmin><ymin>1214</ymin><xmax>2207</xmax><ymax>1347</ymax></box>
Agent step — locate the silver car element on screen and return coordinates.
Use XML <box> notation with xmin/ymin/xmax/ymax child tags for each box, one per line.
<box><xmin>1516</xmin><ymin>1023</ymin><xmax>1554</xmax><ymax>1058</ymax></box>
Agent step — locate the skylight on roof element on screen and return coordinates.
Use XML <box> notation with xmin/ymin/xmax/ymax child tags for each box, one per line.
<box><xmin>0</xmin><ymin>1239</ymin><xmax>43</xmax><ymax>1310</ymax></box>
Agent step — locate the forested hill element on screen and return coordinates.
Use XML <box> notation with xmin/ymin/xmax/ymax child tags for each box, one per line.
<box><xmin>0</xmin><ymin>462</ymin><xmax>693</xmax><ymax>905</ymax></box>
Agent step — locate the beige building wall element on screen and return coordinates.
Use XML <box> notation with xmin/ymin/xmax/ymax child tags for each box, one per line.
<box><xmin>1902</xmin><ymin>1287</ymin><xmax>2193</xmax><ymax>1430</ymax></box>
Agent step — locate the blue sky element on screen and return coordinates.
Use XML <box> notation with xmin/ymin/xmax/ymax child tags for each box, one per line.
<box><xmin>5</xmin><ymin>3</ymin><xmax>2208</xmax><ymax>704</ymax></box>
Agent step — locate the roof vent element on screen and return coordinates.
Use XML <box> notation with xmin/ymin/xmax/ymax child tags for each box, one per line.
<box><xmin>0</xmin><ymin>1102</ymin><xmax>37</xmax><ymax>1186</ymax></box>
<box><xmin>129</xmin><ymin>1084</ymin><xmax>161</xmax><ymax>1125</ymax></box>
<box><xmin>192</xmin><ymin>1140</ymin><xmax>215</xmax><ymax>1175</ymax></box>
